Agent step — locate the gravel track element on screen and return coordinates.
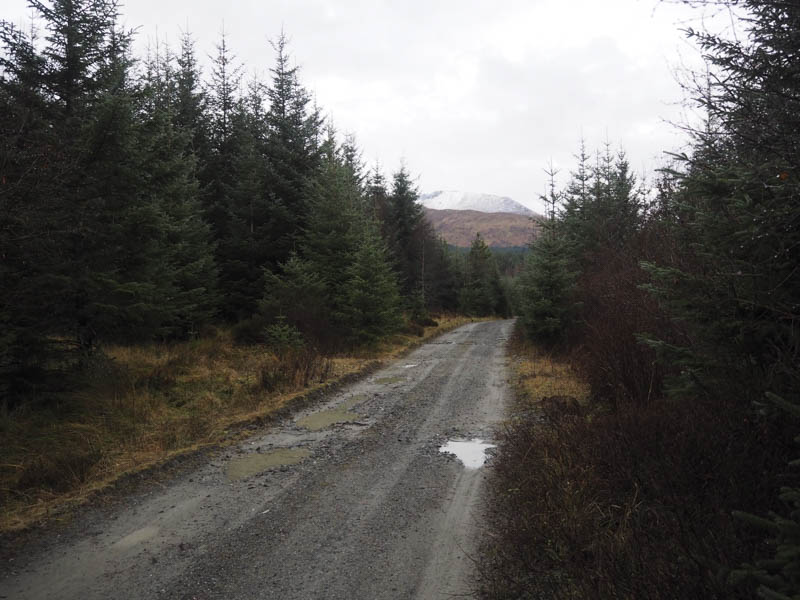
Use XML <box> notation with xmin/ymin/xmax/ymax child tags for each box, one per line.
<box><xmin>1</xmin><ymin>319</ymin><xmax>514</xmax><ymax>600</ymax></box>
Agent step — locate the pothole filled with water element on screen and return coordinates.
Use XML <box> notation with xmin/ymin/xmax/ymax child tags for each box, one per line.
<box><xmin>296</xmin><ymin>395</ymin><xmax>365</xmax><ymax>431</ymax></box>
<box><xmin>297</xmin><ymin>408</ymin><xmax>359</xmax><ymax>431</ymax></box>
<box><xmin>439</xmin><ymin>439</ymin><xmax>496</xmax><ymax>469</ymax></box>
<box><xmin>226</xmin><ymin>448</ymin><xmax>311</xmax><ymax>481</ymax></box>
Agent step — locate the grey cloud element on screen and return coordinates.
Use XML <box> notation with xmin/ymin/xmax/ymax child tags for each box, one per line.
<box><xmin>3</xmin><ymin>0</ymin><xmax>701</xmax><ymax>211</ymax></box>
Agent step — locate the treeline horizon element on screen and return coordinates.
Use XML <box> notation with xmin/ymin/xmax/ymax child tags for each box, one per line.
<box><xmin>0</xmin><ymin>0</ymin><xmax>511</xmax><ymax>404</ymax></box>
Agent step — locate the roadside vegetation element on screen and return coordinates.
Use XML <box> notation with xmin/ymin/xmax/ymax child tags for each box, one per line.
<box><xmin>0</xmin><ymin>314</ymin><xmax>473</xmax><ymax>532</ymax></box>
<box><xmin>482</xmin><ymin>323</ymin><xmax>787</xmax><ymax>599</ymax></box>
<box><xmin>0</xmin><ymin>2</ymin><xmax>511</xmax><ymax>531</ymax></box>
<box><xmin>483</xmin><ymin>1</ymin><xmax>800</xmax><ymax>598</ymax></box>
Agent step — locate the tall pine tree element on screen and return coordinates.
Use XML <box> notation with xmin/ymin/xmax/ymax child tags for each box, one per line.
<box><xmin>261</xmin><ymin>32</ymin><xmax>322</xmax><ymax>270</ymax></box>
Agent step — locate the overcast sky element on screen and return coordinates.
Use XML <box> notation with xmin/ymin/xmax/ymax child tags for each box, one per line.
<box><xmin>4</xmin><ymin>0</ymin><xmax>716</xmax><ymax>212</ymax></box>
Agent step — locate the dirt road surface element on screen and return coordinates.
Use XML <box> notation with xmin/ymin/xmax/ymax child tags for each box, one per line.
<box><xmin>1</xmin><ymin>320</ymin><xmax>513</xmax><ymax>599</ymax></box>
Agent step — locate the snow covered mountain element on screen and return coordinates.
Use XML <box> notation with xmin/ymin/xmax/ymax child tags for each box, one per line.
<box><xmin>418</xmin><ymin>190</ymin><xmax>534</xmax><ymax>216</ymax></box>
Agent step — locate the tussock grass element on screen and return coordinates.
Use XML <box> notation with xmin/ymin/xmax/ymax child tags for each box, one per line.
<box><xmin>0</xmin><ymin>314</ymin><xmax>472</xmax><ymax>532</ymax></box>
<box><xmin>509</xmin><ymin>334</ymin><xmax>589</xmax><ymax>409</ymax></box>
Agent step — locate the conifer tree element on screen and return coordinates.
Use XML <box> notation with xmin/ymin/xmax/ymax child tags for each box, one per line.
<box><xmin>300</xmin><ymin>128</ymin><xmax>361</xmax><ymax>290</ymax></box>
<box><xmin>340</xmin><ymin>134</ymin><xmax>366</xmax><ymax>193</ymax></box>
<box><xmin>261</xmin><ymin>32</ymin><xmax>323</xmax><ymax>269</ymax></box>
<box><xmin>338</xmin><ymin>221</ymin><xmax>403</xmax><ymax>347</ymax></box>
<box><xmin>366</xmin><ymin>166</ymin><xmax>392</xmax><ymax>239</ymax></box>
<box><xmin>1</xmin><ymin>1</ymin><xmax>173</xmax><ymax>359</ymax></box>
<box><xmin>642</xmin><ymin>0</ymin><xmax>800</xmax><ymax>403</ymax></box>
<box><xmin>174</xmin><ymin>31</ymin><xmax>209</xmax><ymax>158</ymax></box>
<box><xmin>517</xmin><ymin>234</ymin><xmax>576</xmax><ymax>345</ymax></box>
<box><xmin>422</xmin><ymin>236</ymin><xmax>461</xmax><ymax>313</ymax></box>
<box><xmin>29</xmin><ymin>1</ymin><xmax>175</xmax><ymax>344</ymax></box>
<box><xmin>262</xmin><ymin>127</ymin><xmax>361</xmax><ymax>344</ymax></box>
<box><xmin>1</xmin><ymin>17</ymin><xmax>64</xmax><ymax>393</ymax></box>
<box><xmin>386</xmin><ymin>164</ymin><xmax>426</xmax><ymax>297</ymax></box>
<box><xmin>199</xmin><ymin>32</ymin><xmax>274</xmax><ymax>320</ymax></box>
<box><xmin>459</xmin><ymin>233</ymin><xmax>506</xmax><ymax>317</ymax></box>
<box><xmin>200</xmin><ymin>30</ymin><xmax>242</xmax><ymax>243</ymax></box>
<box><xmin>140</xmin><ymin>53</ymin><xmax>220</xmax><ymax>335</ymax></box>
<box><xmin>72</xmin><ymin>23</ymin><xmax>179</xmax><ymax>341</ymax></box>
<box><xmin>594</xmin><ymin>147</ymin><xmax>641</xmax><ymax>249</ymax></box>
<box><xmin>557</xmin><ymin>140</ymin><xmax>593</xmax><ymax>262</ymax></box>
<box><xmin>0</xmin><ymin>1</ymin><xmax>224</xmax><ymax>398</ymax></box>
<box><xmin>639</xmin><ymin>3</ymin><xmax>800</xmax><ymax>594</ymax></box>
<box><xmin>260</xmin><ymin>128</ymin><xmax>404</xmax><ymax>348</ymax></box>
<box><xmin>217</xmin><ymin>104</ymin><xmax>270</xmax><ymax>320</ymax></box>
<box><xmin>554</xmin><ymin>142</ymin><xmax>643</xmax><ymax>270</ymax></box>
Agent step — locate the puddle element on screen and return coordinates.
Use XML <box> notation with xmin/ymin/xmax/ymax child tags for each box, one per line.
<box><xmin>403</xmin><ymin>363</ymin><xmax>418</xmax><ymax>369</ymax></box>
<box><xmin>376</xmin><ymin>376</ymin><xmax>403</xmax><ymax>384</ymax></box>
<box><xmin>439</xmin><ymin>439</ymin><xmax>497</xmax><ymax>469</ymax></box>
<box><xmin>296</xmin><ymin>395</ymin><xmax>365</xmax><ymax>431</ymax></box>
<box><xmin>226</xmin><ymin>448</ymin><xmax>311</xmax><ymax>480</ymax></box>
<box><xmin>297</xmin><ymin>407</ymin><xmax>359</xmax><ymax>431</ymax></box>
<box><xmin>346</xmin><ymin>393</ymin><xmax>367</xmax><ymax>406</ymax></box>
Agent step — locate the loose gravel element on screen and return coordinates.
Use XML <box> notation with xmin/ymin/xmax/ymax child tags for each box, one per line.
<box><xmin>0</xmin><ymin>320</ymin><xmax>514</xmax><ymax>600</ymax></box>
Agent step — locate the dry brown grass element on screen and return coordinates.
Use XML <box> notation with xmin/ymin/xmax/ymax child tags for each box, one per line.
<box><xmin>508</xmin><ymin>328</ymin><xmax>589</xmax><ymax>409</ymax></box>
<box><xmin>0</xmin><ymin>314</ymin><xmax>474</xmax><ymax>532</ymax></box>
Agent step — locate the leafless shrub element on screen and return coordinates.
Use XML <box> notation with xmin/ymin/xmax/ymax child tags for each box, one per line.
<box><xmin>570</xmin><ymin>239</ymin><xmax>677</xmax><ymax>409</ymax></box>
<box><xmin>479</xmin><ymin>363</ymin><xmax>794</xmax><ymax>599</ymax></box>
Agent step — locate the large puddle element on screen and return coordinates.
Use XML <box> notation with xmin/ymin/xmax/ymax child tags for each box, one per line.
<box><xmin>226</xmin><ymin>448</ymin><xmax>311</xmax><ymax>481</ymax></box>
<box><xmin>296</xmin><ymin>394</ymin><xmax>365</xmax><ymax>431</ymax></box>
<box><xmin>439</xmin><ymin>439</ymin><xmax>497</xmax><ymax>469</ymax></box>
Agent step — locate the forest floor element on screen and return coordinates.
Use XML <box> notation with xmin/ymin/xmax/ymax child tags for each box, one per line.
<box><xmin>0</xmin><ymin>315</ymin><xmax>475</xmax><ymax>534</ymax></box>
<box><xmin>1</xmin><ymin>319</ymin><xmax>513</xmax><ymax>600</ymax></box>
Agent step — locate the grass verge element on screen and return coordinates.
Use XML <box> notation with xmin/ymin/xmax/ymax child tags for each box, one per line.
<box><xmin>478</xmin><ymin>323</ymin><xmax>792</xmax><ymax>599</ymax></box>
<box><xmin>0</xmin><ymin>314</ymin><xmax>475</xmax><ymax>533</ymax></box>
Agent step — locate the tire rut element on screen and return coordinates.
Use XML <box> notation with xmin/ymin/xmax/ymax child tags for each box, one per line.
<box><xmin>1</xmin><ymin>319</ymin><xmax>514</xmax><ymax>600</ymax></box>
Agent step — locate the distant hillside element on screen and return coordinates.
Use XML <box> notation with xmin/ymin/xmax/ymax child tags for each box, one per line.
<box><xmin>419</xmin><ymin>190</ymin><xmax>534</xmax><ymax>216</ymax></box>
<box><xmin>424</xmin><ymin>208</ymin><xmax>541</xmax><ymax>248</ymax></box>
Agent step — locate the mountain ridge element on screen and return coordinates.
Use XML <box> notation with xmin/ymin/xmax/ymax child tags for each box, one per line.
<box><xmin>418</xmin><ymin>190</ymin><xmax>534</xmax><ymax>216</ymax></box>
<box><xmin>424</xmin><ymin>208</ymin><xmax>541</xmax><ymax>248</ymax></box>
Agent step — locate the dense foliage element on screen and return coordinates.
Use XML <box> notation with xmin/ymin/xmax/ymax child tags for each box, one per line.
<box><xmin>498</xmin><ymin>0</ymin><xmax>800</xmax><ymax>597</ymax></box>
<box><xmin>0</xmin><ymin>1</ymin><xmax>509</xmax><ymax>405</ymax></box>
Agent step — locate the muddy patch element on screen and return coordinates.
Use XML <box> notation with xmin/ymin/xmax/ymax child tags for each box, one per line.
<box><xmin>296</xmin><ymin>394</ymin><xmax>366</xmax><ymax>431</ymax></box>
<box><xmin>297</xmin><ymin>408</ymin><xmax>358</xmax><ymax>431</ymax></box>
<box><xmin>226</xmin><ymin>448</ymin><xmax>311</xmax><ymax>481</ymax></box>
<box><xmin>376</xmin><ymin>376</ymin><xmax>403</xmax><ymax>385</ymax></box>
<box><xmin>439</xmin><ymin>439</ymin><xmax>496</xmax><ymax>469</ymax></box>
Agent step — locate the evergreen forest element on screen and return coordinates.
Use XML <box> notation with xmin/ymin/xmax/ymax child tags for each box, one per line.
<box><xmin>0</xmin><ymin>0</ymin><xmax>509</xmax><ymax>406</ymax></box>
